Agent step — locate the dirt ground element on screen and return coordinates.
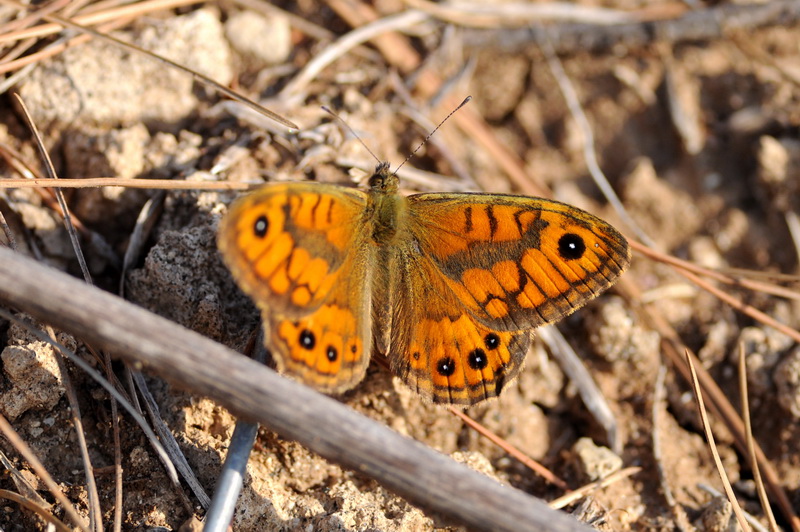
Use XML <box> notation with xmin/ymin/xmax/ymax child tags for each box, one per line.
<box><xmin>0</xmin><ymin>1</ymin><xmax>799</xmax><ymax>530</ymax></box>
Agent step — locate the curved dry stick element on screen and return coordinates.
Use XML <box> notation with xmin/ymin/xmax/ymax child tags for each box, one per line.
<box><xmin>0</xmin><ymin>246</ymin><xmax>591</xmax><ymax>532</ymax></box>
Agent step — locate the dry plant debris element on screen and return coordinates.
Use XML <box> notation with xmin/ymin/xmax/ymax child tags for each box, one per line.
<box><xmin>0</xmin><ymin>0</ymin><xmax>799</xmax><ymax>530</ymax></box>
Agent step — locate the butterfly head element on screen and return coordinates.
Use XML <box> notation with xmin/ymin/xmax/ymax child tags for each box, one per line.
<box><xmin>367</xmin><ymin>162</ymin><xmax>399</xmax><ymax>195</ymax></box>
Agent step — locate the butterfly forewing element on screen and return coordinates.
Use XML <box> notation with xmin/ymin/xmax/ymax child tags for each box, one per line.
<box><xmin>217</xmin><ymin>183</ymin><xmax>375</xmax><ymax>393</ymax></box>
<box><xmin>405</xmin><ymin>193</ymin><xmax>630</xmax><ymax>329</ymax></box>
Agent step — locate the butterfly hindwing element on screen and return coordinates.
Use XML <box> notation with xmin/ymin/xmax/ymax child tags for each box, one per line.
<box><xmin>387</xmin><ymin>247</ymin><xmax>534</xmax><ymax>404</ymax></box>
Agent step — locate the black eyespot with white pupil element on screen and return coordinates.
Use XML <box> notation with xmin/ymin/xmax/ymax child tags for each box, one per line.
<box><xmin>254</xmin><ymin>215</ymin><xmax>269</xmax><ymax>238</ymax></box>
<box><xmin>484</xmin><ymin>333</ymin><xmax>500</xmax><ymax>350</ymax></box>
<box><xmin>299</xmin><ymin>329</ymin><xmax>315</xmax><ymax>350</ymax></box>
<box><xmin>558</xmin><ymin>233</ymin><xmax>586</xmax><ymax>260</ymax></box>
<box><xmin>326</xmin><ymin>346</ymin><xmax>338</xmax><ymax>362</ymax></box>
<box><xmin>437</xmin><ymin>357</ymin><xmax>456</xmax><ymax>377</ymax></box>
<box><xmin>468</xmin><ymin>348</ymin><xmax>488</xmax><ymax>370</ymax></box>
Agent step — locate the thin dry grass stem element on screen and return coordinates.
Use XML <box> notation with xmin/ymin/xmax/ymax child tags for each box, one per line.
<box><xmin>0</xmin><ymin>412</ymin><xmax>89</xmax><ymax>531</ymax></box>
<box><xmin>675</xmin><ymin>263</ymin><xmax>800</xmax><ymax>345</ymax></box>
<box><xmin>0</xmin><ymin>143</ymin><xmax>36</xmax><ymax>179</ymax></box>
<box><xmin>632</xmin><ymin>241</ymin><xmax>800</xmax><ymax>302</ymax></box>
<box><xmin>548</xmin><ymin>466</ymin><xmax>641</xmax><ymax>510</ymax></box>
<box><xmin>618</xmin><ymin>275</ymin><xmax>800</xmax><ymax>531</ymax></box>
<box><xmin>652</xmin><ymin>364</ymin><xmax>692</xmax><ymax>531</ymax></box>
<box><xmin>324</xmin><ymin>0</ymin><xmax>420</xmax><ymax>72</ymax></box>
<box><xmin>732</xmin><ymin>32</ymin><xmax>800</xmax><ymax>88</ymax></box>
<box><xmin>324</xmin><ymin>0</ymin><xmax>551</xmax><ymax>196</ymax></box>
<box><xmin>0</xmin><ymin>177</ymin><xmax>255</xmax><ymax>190</ymax></box>
<box><xmin>0</xmin><ymin>147</ymin><xmax>119</xmax><ymax>262</ymax></box>
<box><xmin>131</xmin><ymin>370</ymin><xmax>211</xmax><ymax>510</ymax></box>
<box><xmin>91</xmin><ymin>187</ymin><xmax>204</xmax><ymax>515</ymax></box>
<box><xmin>0</xmin><ymin>449</ymin><xmax>46</xmax><ymax>501</ymax></box>
<box><xmin>447</xmin><ymin>406</ymin><xmax>568</xmax><ymax>490</ymax></box>
<box><xmin>0</xmin><ymin>207</ymin><xmax>17</xmax><ymax>250</ymax></box>
<box><xmin>120</xmin><ymin>192</ymin><xmax>166</xmax><ymax>297</ymax></box>
<box><xmin>0</xmin><ymin>308</ymin><xmax>180</xmax><ymax>482</ymax></box>
<box><xmin>13</xmin><ymin>96</ymin><xmax>129</xmax><ymax>520</ymax></box>
<box><xmin>109</xmin><ymin>381</ymin><xmax>123</xmax><ymax>532</ymax></box>
<box><xmin>404</xmin><ymin>0</ymin><xmax>635</xmax><ymax>28</ymax></box>
<box><xmin>45</xmin><ymin>325</ymin><xmax>103</xmax><ymax>532</ymax></box>
<box><xmin>539</xmin><ymin>33</ymin><xmax>654</xmax><ymax>248</ymax></box>
<box><xmin>81</xmin><ymin>342</ymin><xmax>133</xmax><ymax>404</ymax></box>
<box><xmin>279</xmin><ymin>9</ymin><xmax>430</xmax><ymax>103</ymax></box>
<box><xmin>0</xmin><ymin>489</ymin><xmax>74</xmax><ymax>532</ymax></box>
<box><xmin>96</xmin><ymin>328</ymin><xmax>125</xmax><ymax>530</ymax></box>
<box><xmin>538</xmin><ymin>326</ymin><xmax>618</xmax><ymax>453</ymax></box>
<box><xmin>685</xmin><ymin>349</ymin><xmax>752</xmax><ymax>532</ymax></box>
<box><xmin>0</xmin><ymin>0</ymin><xmax>180</xmax><ymax>76</ymax></box>
<box><xmin>459</xmin><ymin>1</ymin><xmax>800</xmax><ymax>55</ymax></box>
<box><xmin>233</xmin><ymin>0</ymin><xmax>334</xmax><ymax>41</ymax></box>
<box><xmin>738</xmin><ymin>342</ymin><xmax>780</xmax><ymax>532</ymax></box>
<box><xmin>0</xmin><ymin>0</ymin><xmax>198</xmax><ymax>45</ymax></box>
<box><xmin>635</xmin><ymin>240</ymin><xmax>800</xmax><ymax>363</ymax></box>
<box><xmin>697</xmin><ymin>484</ymin><xmax>773</xmax><ymax>532</ymax></box>
<box><xmin>0</xmin><ymin>170</ymin><xmax>473</xmax><ymax>193</ymax></box>
<box><xmin>0</xmin><ymin>2</ymin><xmax>66</xmax><ymax>65</ymax></box>
<box><xmin>0</xmin><ymin>0</ymin><xmax>298</xmax><ymax>130</ymax></box>
<box><xmin>784</xmin><ymin>210</ymin><xmax>800</xmax><ymax>267</ymax></box>
<box><xmin>76</xmin><ymin>0</ymin><xmax>136</xmax><ymax>16</ymax></box>
<box><xmin>3</xmin><ymin>89</ymin><xmax>114</xmax><ymax>520</ymax></box>
<box><xmin>721</xmin><ymin>268</ymin><xmax>800</xmax><ymax>285</ymax></box>
<box><xmin>0</xmin><ymin>17</ymin><xmax>133</xmax><ymax>76</ymax></box>
<box><xmin>0</xmin><ymin>0</ymin><xmax>70</xmax><ymax>35</ymax></box>
<box><xmin>12</xmin><ymin>92</ymin><xmax>93</xmax><ymax>284</ymax></box>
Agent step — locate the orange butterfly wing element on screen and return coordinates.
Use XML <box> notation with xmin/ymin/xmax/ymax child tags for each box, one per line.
<box><xmin>388</xmin><ymin>194</ymin><xmax>631</xmax><ymax>405</ymax></box>
<box><xmin>217</xmin><ymin>183</ymin><xmax>374</xmax><ymax>393</ymax></box>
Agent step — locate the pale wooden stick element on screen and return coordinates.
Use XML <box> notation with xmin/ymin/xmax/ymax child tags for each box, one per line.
<box><xmin>0</xmin><ymin>246</ymin><xmax>590</xmax><ymax>532</ymax></box>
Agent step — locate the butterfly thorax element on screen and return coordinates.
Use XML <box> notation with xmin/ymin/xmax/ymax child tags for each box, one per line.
<box><xmin>367</xmin><ymin>162</ymin><xmax>405</xmax><ymax>246</ymax></box>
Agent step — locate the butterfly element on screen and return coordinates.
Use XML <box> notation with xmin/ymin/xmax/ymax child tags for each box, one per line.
<box><xmin>217</xmin><ymin>162</ymin><xmax>631</xmax><ymax>406</ymax></box>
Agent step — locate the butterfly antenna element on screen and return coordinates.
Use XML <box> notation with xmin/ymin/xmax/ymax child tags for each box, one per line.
<box><xmin>321</xmin><ymin>105</ymin><xmax>383</xmax><ymax>166</ymax></box>
<box><xmin>394</xmin><ymin>96</ymin><xmax>472</xmax><ymax>175</ymax></box>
